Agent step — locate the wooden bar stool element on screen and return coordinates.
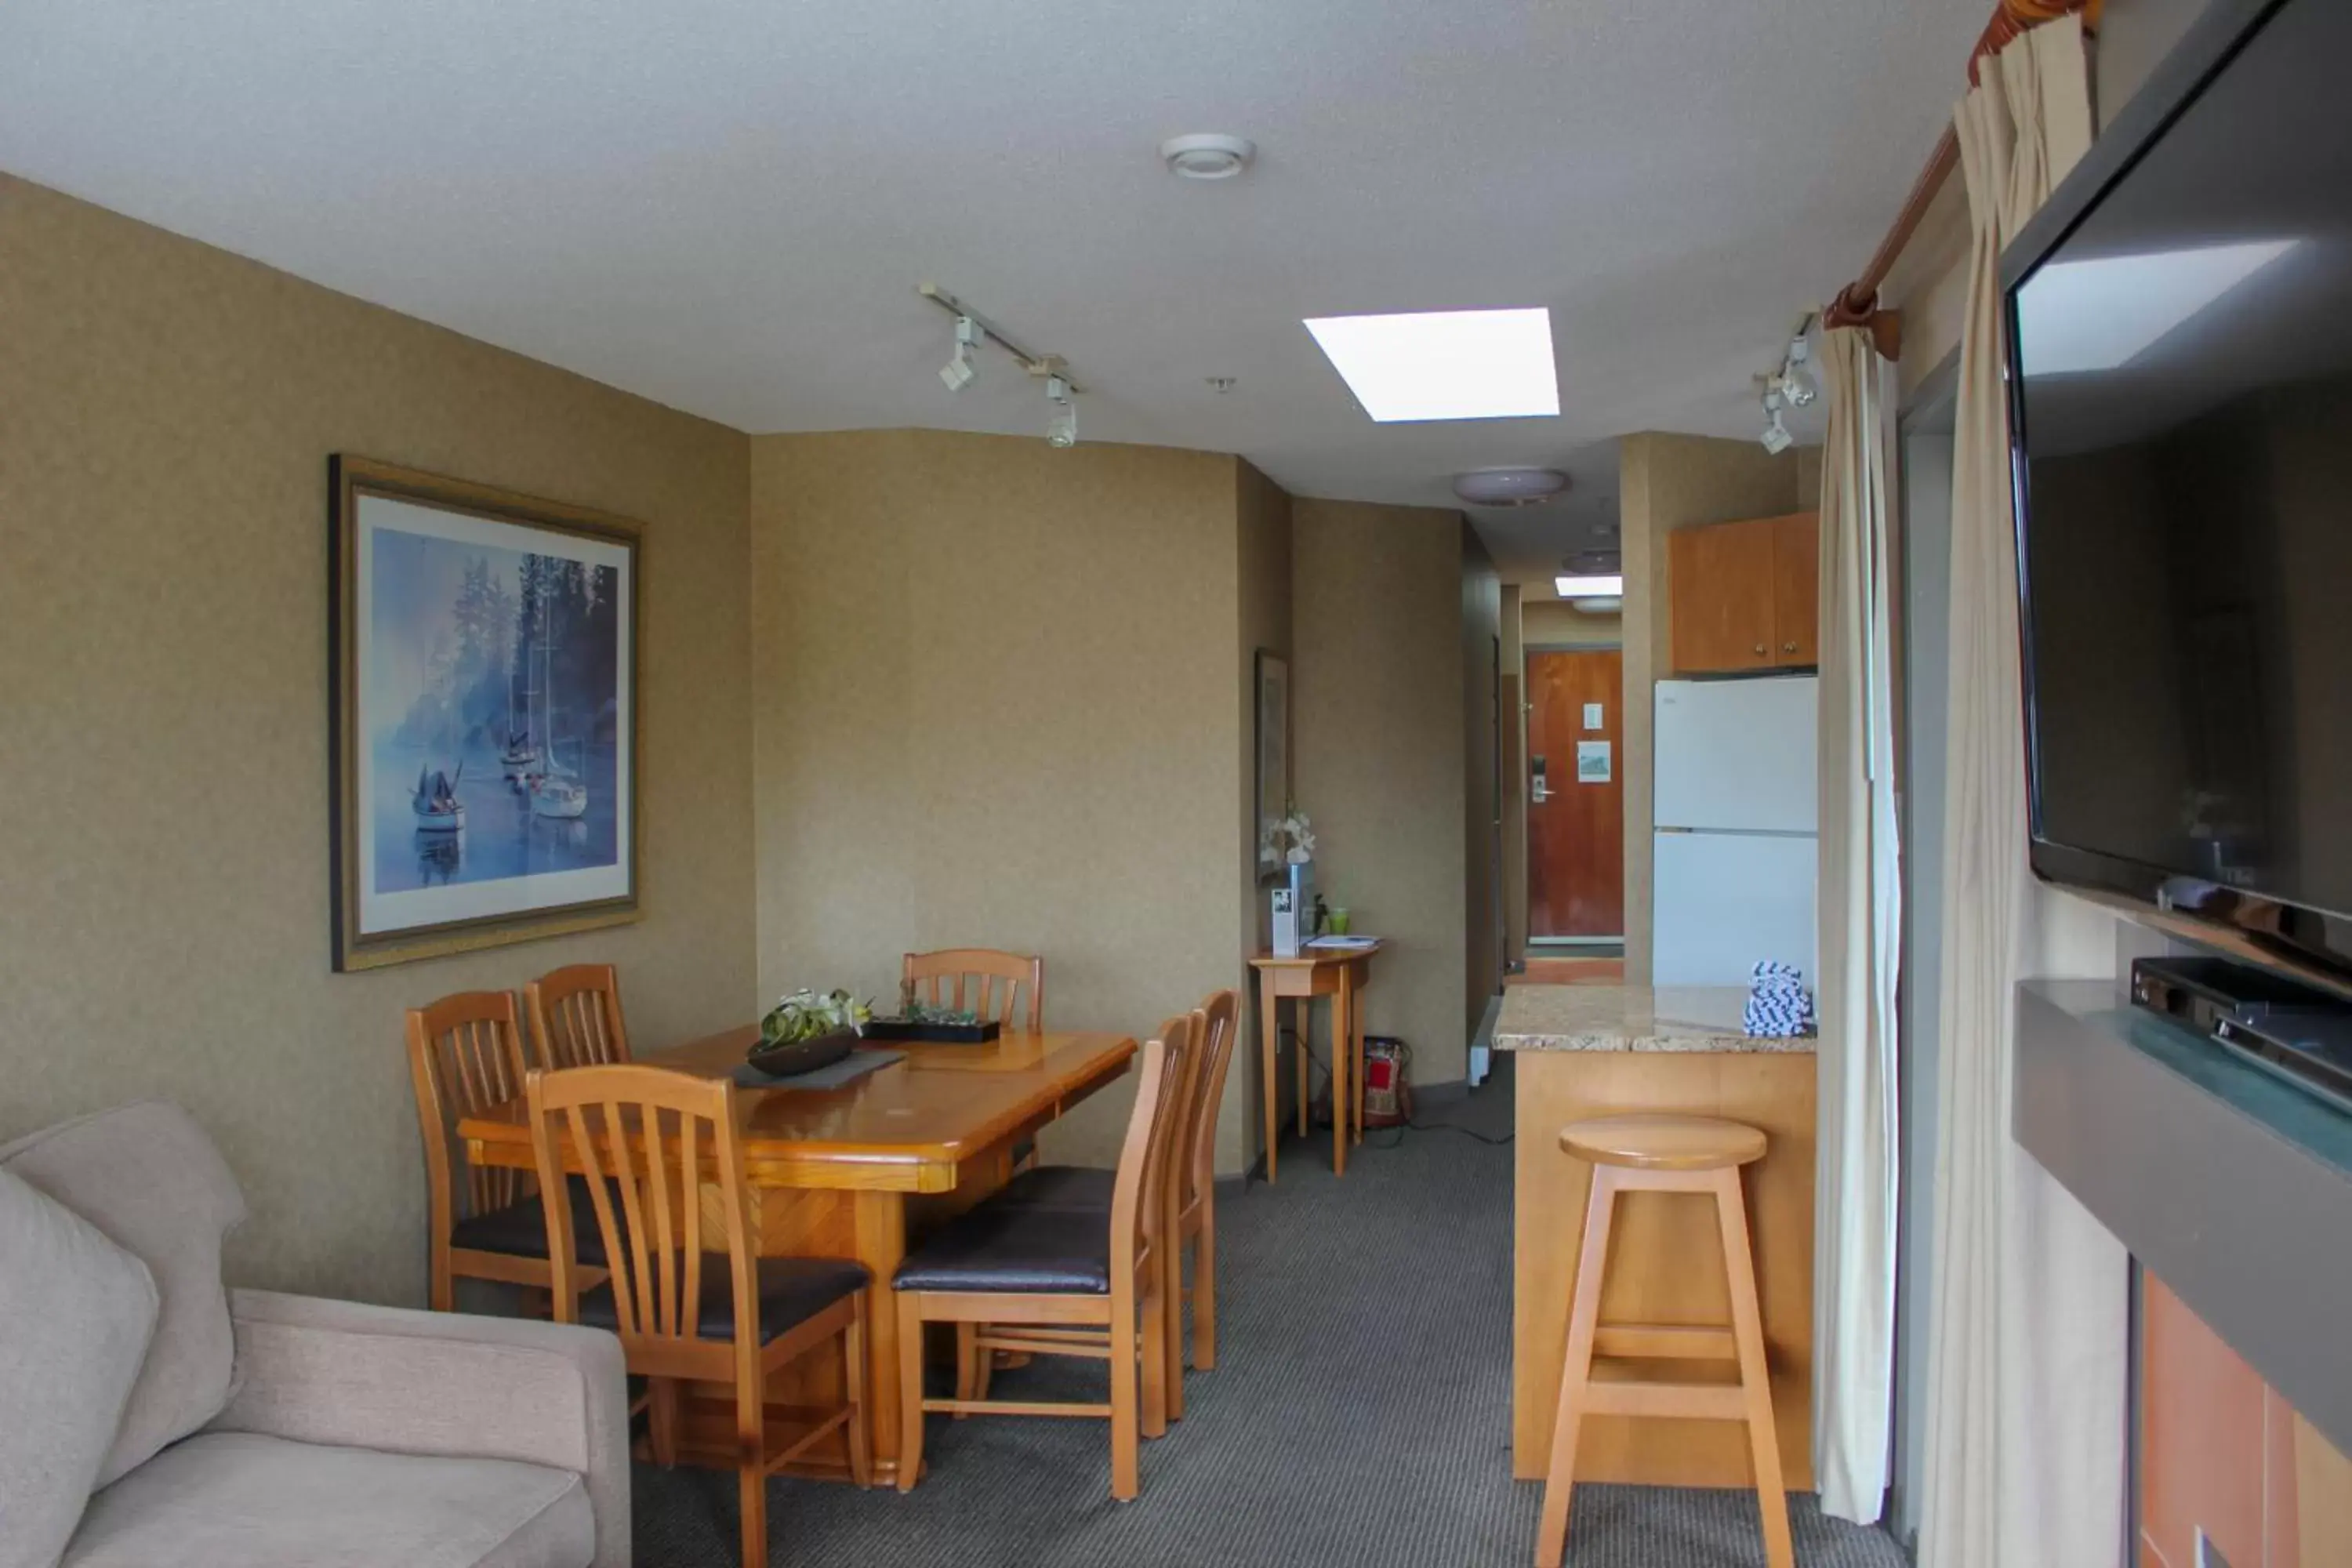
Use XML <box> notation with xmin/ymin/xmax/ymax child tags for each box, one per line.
<box><xmin>1534</xmin><ymin>1114</ymin><xmax>1794</xmax><ymax>1568</ymax></box>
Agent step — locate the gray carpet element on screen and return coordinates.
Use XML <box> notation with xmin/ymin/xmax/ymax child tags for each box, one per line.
<box><xmin>633</xmin><ymin>1060</ymin><xmax>1909</xmax><ymax>1566</ymax></box>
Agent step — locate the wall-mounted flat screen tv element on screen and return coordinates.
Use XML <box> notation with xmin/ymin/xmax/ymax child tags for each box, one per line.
<box><xmin>2006</xmin><ymin>0</ymin><xmax>2352</xmax><ymax>978</ymax></box>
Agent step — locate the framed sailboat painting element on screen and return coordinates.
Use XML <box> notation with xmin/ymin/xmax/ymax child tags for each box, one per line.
<box><xmin>329</xmin><ymin>456</ymin><xmax>641</xmax><ymax>971</ymax></box>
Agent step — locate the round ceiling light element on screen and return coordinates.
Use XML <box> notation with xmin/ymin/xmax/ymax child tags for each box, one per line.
<box><xmin>1453</xmin><ymin>467</ymin><xmax>1570</xmax><ymax>509</ymax></box>
<box><xmin>1160</xmin><ymin>133</ymin><xmax>1257</xmax><ymax>180</ymax></box>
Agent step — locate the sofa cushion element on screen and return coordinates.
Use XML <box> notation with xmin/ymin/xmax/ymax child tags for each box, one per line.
<box><xmin>58</xmin><ymin>1433</ymin><xmax>593</xmax><ymax>1568</ymax></box>
<box><xmin>0</xmin><ymin>1168</ymin><xmax>159</xmax><ymax>1568</ymax></box>
<box><xmin>1</xmin><ymin>1105</ymin><xmax>248</xmax><ymax>1485</ymax></box>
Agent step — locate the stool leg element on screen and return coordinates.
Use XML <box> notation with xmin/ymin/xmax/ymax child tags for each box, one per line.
<box><xmin>1712</xmin><ymin>1167</ymin><xmax>1795</xmax><ymax>1568</ymax></box>
<box><xmin>1535</xmin><ymin>1165</ymin><xmax>1619</xmax><ymax>1568</ymax></box>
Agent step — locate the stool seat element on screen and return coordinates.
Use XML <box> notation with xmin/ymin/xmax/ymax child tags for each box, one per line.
<box><xmin>1559</xmin><ymin>1113</ymin><xmax>1766</xmax><ymax>1171</ymax></box>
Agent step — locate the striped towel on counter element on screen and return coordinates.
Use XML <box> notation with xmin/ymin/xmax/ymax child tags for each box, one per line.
<box><xmin>1744</xmin><ymin>960</ymin><xmax>1815</xmax><ymax>1038</ymax></box>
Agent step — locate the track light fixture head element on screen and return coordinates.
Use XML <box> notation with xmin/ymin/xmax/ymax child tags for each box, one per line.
<box><xmin>941</xmin><ymin>315</ymin><xmax>982</xmax><ymax>392</ymax></box>
<box><xmin>1778</xmin><ymin>333</ymin><xmax>1819</xmax><ymax>407</ymax></box>
<box><xmin>1045</xmin><ymin>373</ymin><xmax>1077</xmax><ymax>448</ymax></box>
<box><xmin>1759</xmin><ymin>385</ymin><xmax>1795</xmax><ymax>455</ymax></box>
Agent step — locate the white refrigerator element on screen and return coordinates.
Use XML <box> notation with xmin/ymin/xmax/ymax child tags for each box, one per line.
<box><xmin>1651</xmin><ymin>675</ymin><xmax>1817</xmax><ymax>986</ymax></box>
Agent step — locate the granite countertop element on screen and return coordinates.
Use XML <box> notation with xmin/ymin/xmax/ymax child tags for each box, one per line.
<box><xmin>1491</xmin><ymin>984</ymin><xmax>1816</xmax><ymax>1054</ymax></box>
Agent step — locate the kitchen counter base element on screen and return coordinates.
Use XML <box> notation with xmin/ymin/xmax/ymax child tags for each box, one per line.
<box><xmin>1511</xmin><ymin>1047</ymin><xmax>1817</xmax><ymax>1489</ymax></box>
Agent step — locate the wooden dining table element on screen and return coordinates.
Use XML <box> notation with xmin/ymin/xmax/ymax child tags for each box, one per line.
<box><xmin>458</xmin><ymin>1022</ymin><xmax>1137</xmax><ymax>1486</ymax></box>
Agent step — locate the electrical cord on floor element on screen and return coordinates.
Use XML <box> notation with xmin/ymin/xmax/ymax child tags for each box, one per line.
<box><xmin>1363</xmin><ymin>1115</ymin><xmax>1515</xmax><ymax>1149</ymax></box>
<box><xmin>1276</xmin><ymin>1027</ymin><xmax>1515</xmax><ymax>1149</ymax></box>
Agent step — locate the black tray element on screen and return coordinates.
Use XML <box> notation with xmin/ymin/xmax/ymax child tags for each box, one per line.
<box><xmin>744</xmin><ymin>1029</ymin><xmax>858</xmax><ymax>1077</ymax></box>
<box><xmin>861</xmin><ymin>1017</ymin><xmax>1002</xmax><ymax>1044</ymax></box>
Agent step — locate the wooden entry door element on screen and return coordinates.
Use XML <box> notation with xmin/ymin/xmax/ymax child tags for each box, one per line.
<box><xmin>1526</xmin><ymin>649</ymin><xmax>1624</xmax><ymax>938</ymax></box>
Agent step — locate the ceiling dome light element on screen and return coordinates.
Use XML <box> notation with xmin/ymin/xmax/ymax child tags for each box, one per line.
<box><xmin>1160</xmin><ymin>133</ymin><xmax>1257</xmax><ymax>180</ymax></box>
<box><xmin>1453</xmin><ymin>467</ymin><xmax>1570</xmax><ymax>508</ymax></box>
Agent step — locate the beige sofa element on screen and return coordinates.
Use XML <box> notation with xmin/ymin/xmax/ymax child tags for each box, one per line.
<box><xmin>0</xmin><ymin>1103</ymin><xmax>630</xmax><ymax>1568</ymax></box>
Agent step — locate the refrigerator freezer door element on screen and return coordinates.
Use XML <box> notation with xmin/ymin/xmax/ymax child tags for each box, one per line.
<box><xmin>1652</xmin><ymin>829</ymin><xmax>1819</xmax><ymax>987</ymax></box>
<box><xmin>1653</xmin><ymin>676</ymin><xmax>1818</xmax><ymax>833</ymax></box>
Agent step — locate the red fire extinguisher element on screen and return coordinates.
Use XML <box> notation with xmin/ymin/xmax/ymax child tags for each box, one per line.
<box><xmin>1360</xmin><ymin>1036</ymin><xmax>1413</xmax><ymax>1129</ymax></box>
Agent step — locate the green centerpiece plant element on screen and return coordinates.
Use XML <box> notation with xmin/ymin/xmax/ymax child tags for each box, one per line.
<box><xmin>756</xmin><ymin>988</ymin><xmax>870</xmax><ymax>1054</ymax></box>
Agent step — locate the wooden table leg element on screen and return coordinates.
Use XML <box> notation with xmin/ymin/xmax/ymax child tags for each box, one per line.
<box><xmin>852</xmin><ymin>1190</ymin><xmax>908</xmax><ymax>1484</ymax></box>
<box><xmin>1258</xmin><ymin>973</ymin><xmax>1283</xmax><ymax>1183</ymax></box>
<box><xmin>1350</xmin><ymin>964</ymin><xmax>1367</xmax><ymax>1145</ymax></box>
<box><xmin>1332</xmin><ymin>984</ymin><xmax>1351</xmax><ymax>1177</ymax></box>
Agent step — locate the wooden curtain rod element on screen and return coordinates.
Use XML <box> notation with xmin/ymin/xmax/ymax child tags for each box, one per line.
<box><xmin>1824</xmin><ymin>0</ymin><xmax>2103</xmax><ymax>355</ymax></box>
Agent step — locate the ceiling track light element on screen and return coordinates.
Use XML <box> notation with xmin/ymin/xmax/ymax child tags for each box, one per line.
<box><xmin>940</xmin><ymin>315</ymin><xmax>982</xmax><ymax>391</ymax></box>
<box><xmin>916</xmin><ymin>282</ymin><xmax>1083</xmax><ymax>399</ymax></box>
<box><xmin>1045</xmin><ymin>373</ymin><xmax>1078</xmax><ymax>448</ymax></box>
<box><xmin>1759</xmin><ymin>384</ymin><xmax>1795</xmax><ymax>455</ymax></box>
<box><xmin>1763</xmin><ymin>309</ymin><xmax>1821</xmax><ymax>410</ymax></box>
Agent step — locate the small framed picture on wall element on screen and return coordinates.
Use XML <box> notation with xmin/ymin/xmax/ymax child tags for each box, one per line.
<box><xmin>328</xmin><ymin>456</ymin><xmax>642</xmax><ymax>971</ymax></box>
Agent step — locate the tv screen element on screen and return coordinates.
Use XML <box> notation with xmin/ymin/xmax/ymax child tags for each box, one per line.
<box><xmin>2009</xmin><ymin>0</ymin><xmax>2352</xmax><ymax>964</ymax></box>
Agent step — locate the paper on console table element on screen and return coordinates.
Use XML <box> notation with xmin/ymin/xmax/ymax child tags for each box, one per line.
<box><xmin>1492</xmin><ymin>985</ymin><xmax>1815</xmax><ymax>1054</ymax></box>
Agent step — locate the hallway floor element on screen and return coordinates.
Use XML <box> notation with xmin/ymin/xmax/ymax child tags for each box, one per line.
<box><xmin>633</xmin><ymin>1064</ymin><xmax>1909</xmax><ymax>1566</ymax></box>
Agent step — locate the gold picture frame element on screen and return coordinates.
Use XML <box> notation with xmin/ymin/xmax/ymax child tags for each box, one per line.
<box><xmin>329</xmin><ymin>456</ymin><xmax>643</xmax><ymax>971</ymax></box>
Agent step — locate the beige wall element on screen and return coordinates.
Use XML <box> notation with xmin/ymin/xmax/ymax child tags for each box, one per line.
<box><xmin>1291</xmin><ymin>499</ymin><xmax>1472</xmax><ymax>1086</ymax></box>
<box><xmin>1461</xmin><ymin>523</ymin><xmax>1502</xmax><ymax>1036</ymax></box>
<box><xmin>1618</xmin><ymin>433</ymin><xmax>1809</xmax><ymax>982</ymax></box>
<box><xmin>0</xmin><ymin>174</ymin><xmax>757</xmax><ymax>1305</ymax></box>
<box><xmin>746</xmin><ymin>430</ymin><xmax>1254</xmax><ymax>1171</ymax></box>
<box><xmin>1234</xmin><ymin>460</ymin><xmax>1294</xmax><ymax>1161</ymax></box>
<box><xmin>1521</xmin><ymin>601</ymin><xmax>1624</xmax><ymax>648</ymax></box>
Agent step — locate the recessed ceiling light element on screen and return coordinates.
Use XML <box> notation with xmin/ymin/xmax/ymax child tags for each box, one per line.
<box><xmin>1161</xmin><ymin>134</ymin><xmax>1256</xmax><ymax>180</ymax></box>
<box><xmin>2016</xmin><ymin>239</ymin><xmax>2296</xmax><ymax>376</ymax></box>
<box><xmin>1555</xmin><ymin>574</ymin><xmax>1624</xmax><ymax>598</ymax></box>
<box><xmin>1304</xmin><ymin>308</ymin><xmax>1560</xmax><ymax>423</ymax></box>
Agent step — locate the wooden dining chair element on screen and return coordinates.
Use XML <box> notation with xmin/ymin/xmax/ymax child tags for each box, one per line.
<box><xmin>902</xmin><ymin>948</ymin><xmax>1045</xmax><ymax>1033</ymax></box>
<box><xmin>526</xmin><ymin>1064</ymin><xmax>871</xmax><ymax>1566</ymax></box>
<box><xmin>525</xmin><ymin>963</ymin><xmax>633</xmax><ymax>1071</ymax></box>
<box><xmin>405</xmin><ymin>990</ymin><xmax>608</xmax><ymax>1312</ymax></box>
<box><xmin>894</xmin><ymin>1013</ymin><xmax>1195</xmax><ymax>1501</ymax></box>
<box><xmin>968</xmin><ymin>989</ymin><xmax>1240</xmax><ymax>1420</ymax></box>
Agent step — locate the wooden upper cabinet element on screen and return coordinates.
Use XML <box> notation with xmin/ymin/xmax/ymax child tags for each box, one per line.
<box><xmin>1667</xmin><ymin>510</ymin><xmax>1819</xmax><ymax>675</ymax></box>
<box><xmin>1668</xmin><ymin>517</ymin><xmax>1777</xmax><ymax>673</ymax></box>
<box><xmin>1770</xmin><ymin>512</ymin><xmax>1818</xmax><ymax>666</ymax></box>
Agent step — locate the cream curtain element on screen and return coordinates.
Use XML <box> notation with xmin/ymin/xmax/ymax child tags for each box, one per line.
<box><xmin>1917</xmin><ymin>15</ymin><xmax>2131</xmax><ymax>1568</ymax></box>
<box><xmin>1812</xmin><ymin>325</ymin><xmax>1902</xmax><ymax>1524</ymax></box>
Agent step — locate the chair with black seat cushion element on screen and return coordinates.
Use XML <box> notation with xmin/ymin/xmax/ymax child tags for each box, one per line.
<box><xmin>525</xmin><ymin>962</ymin><xmax>633</xmax><ymax>1071</ymax></box>
<box><xmin>527</xmin><ymin>1062</ymin><xmax>869</xmax><ymax>1566</ymax></box>
<box><xmin>973</xmin><ymin>989</ymin><xmax>1241</xmax><ymax>1418</ymax></box>
<box><xmin>405</xmin><ymin>991</ymin><xmax>608</xmax><ymax>1313</ymax></box>
<box><xmin>894</xmin><ymin>1013</ymin><xmax>1194</xmax><ymax>1502</ymax></box>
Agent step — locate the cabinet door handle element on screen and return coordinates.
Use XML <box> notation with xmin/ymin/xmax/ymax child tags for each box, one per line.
<box><xmin>1784</xmin><ymin>641</ymin><xmax>1797</xmax><ymax>653</ymax></box>
<box><xmin>1753</xmin><ymin>644</ymin><xmax>1766</xmax><ymax>655</ymax></box>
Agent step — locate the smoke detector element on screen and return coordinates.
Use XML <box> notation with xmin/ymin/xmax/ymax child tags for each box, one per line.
<box><xmin>1453</xmin><ymin>467</ymin><xmax>1570</xmax><ymax>509</ymax></box>
<box><xmin>1160</xmin><ymin>133</ymin><xmax>1257</xmax><ymax>180</ymax></box>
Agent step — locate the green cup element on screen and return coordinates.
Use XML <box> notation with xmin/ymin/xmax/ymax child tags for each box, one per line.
<box><xmin>1327</xmin><ymin>907</ymin><xmax>1351</xmax><ymax>936</ymax></box>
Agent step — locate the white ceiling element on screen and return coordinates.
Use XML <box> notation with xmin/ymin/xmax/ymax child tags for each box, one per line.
<box><xmin>0</xmin><ymin>0</ymin><xmax>1965</xmax><ymax>581</ymax></box>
